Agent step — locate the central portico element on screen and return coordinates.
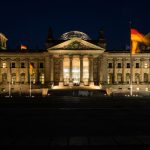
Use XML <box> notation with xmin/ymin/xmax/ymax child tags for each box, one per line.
<box><xmin>47</xmin><ymin>31</ymin><xmax>105</xmax><ymax>87</ymax></box>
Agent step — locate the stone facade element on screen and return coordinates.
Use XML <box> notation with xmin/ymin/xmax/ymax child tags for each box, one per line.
<box><xmin>0</xmin><ymin>31</ymin><xmax>150</xmax><ymax>95</ymax></box>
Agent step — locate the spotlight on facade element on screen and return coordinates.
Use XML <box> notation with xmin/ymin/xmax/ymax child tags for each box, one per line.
<box><xmin>136</xmin><ymin>87</ymin><xmax>139</xmax><ymax>91</ymax></box>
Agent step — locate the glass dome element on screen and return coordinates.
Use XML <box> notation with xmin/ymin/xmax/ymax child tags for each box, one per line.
<box><xmin>60</xmin><ymin>31</ymin><xmax>91</xmax><ymax>40</ymax></box>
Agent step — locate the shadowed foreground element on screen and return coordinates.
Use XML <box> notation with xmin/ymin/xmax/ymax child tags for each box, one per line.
<box><xmin>0</xmin><ymin>96</ymin><xmax>150</xmax><ymax>149</ymax></box>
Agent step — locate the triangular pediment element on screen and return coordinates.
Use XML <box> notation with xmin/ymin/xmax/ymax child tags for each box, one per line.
<box><xmin>48</xmin><ymin>38</ymin><xmax>105</xmax><ymax>51</ymax></box>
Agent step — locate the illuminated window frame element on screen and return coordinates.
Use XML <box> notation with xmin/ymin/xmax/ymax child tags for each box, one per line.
<box><xmin>2</xmin><ymin>62</ymin><xmax>7</xmax><ymax>68</ymax></box>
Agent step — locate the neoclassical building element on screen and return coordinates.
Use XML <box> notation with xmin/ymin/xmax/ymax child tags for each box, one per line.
<box><xmin>0</xmin><ymin>30</ymin><xmax>150</xmax><ymax>95</ymax></box>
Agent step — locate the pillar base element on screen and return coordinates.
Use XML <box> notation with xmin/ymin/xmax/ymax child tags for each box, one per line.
<box><xmin>89</xmin><ymin>82</ymin><xmax>94</xmax><ymax>86</ymax></box>
<box><xmin>80</xmin><ymin>82</ymin><xmax>84</xmax><ymax>86</ymax></box>
<box><xmin>59</xmin><ymin>82</ymin><xmax>64</xmax><ymax>87</ymax></box>
<box><xmin>69</xmin><ymin>82</ymin><xmax>73</xmax><ymax>87</ymax></box>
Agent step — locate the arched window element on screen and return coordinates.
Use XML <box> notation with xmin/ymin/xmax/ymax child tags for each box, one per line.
<box><xmin>135</xmin><ymin>73</ymin><xmax>140</xmax><ymax>84</ymax></box>
<box><xmin>39</xmin><ymin>73</ymin><xmax>44</xmax><ymax>84</ymax></box>
<box><xmin>11</xmin><ymin>73</ymin><xmax>16</xmax><ymax>84</ymax></box>
<box><xmin>117</xmin><ymin>73</ymin><xmax>122</xmax><ymax>83</ymax></box>
<box><xmin>2</xmin><ymin>73</ymin><xmax>7</xmax><ymax>83</ymax></box>
<box><xmin>20</xmin><ymin>73</ymin><xmax>25</xmax><ymax>84</ymax></box>
<box><xmin>126</xmin><ymin>73</ymin><xmax>130</xmax><ymax>84</ymax></box>
<box><xmin>144</xmin><ymin>73</ymin><xmax>148</xmax><ymax>83</ymax></box>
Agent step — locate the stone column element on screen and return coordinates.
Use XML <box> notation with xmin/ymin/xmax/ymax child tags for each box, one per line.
<box><xmin>16</xmin><ymin>59</ymin><xmax>20</xmax><ymax>84</ymax></box>
<box><xmin>122</xmin><ymin>58</ymin><xmax>125</xmax><ymax>84</ymax></box>
<box><xmin>59</xmin><ymin>55</ymin><xmax>64</xmax><ymax>87</ymax></box>
<box><xmin>45</xmin><ymin>56</ymin><xmax>50</xmax><ymax>85</ymax></box>
<box><xmin>69</xmin><ymin>55</ymin><xmax>73</xmax><ymax>86</ymax></box>
<box><xmin>89</xmin><ymin>55</ymin><xmax>94</xmax><ymax>86</ymax></box>
<box><xmin>80</xmin><ymin>55</ymin><xmax>84</xmax><ymax>86</ymax></box>
<box><xmin>50</xmin><ymin>56</ymin><xmax>54</xmax><ymax>84</ymax></box>
<box><xmin>140</xmin><ymin>58</ymin><xmax>144</xmax><ymax>83</ymax></box>
<box><xmin>113</xmin><ymin>58</ymin><xmax>116</xmax><ymax>84</ymax></box>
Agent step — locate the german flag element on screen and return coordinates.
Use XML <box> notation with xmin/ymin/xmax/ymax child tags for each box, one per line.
<box><xmin>131</xmin><ymin>29</ymin><xmax>149</xmax><ymax>44</ymax></box>
<box><xmin>21</xmin><ymin>44</ymin><xmax>27</xmax><ymax>50</ymax></box>
<box><xmin>131</xmin><ymin>29</ymin><xmax>149</xmax><ymax>54</ymax></box>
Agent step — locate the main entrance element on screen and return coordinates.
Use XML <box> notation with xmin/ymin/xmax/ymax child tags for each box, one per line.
<box><xmin>63</xmin><ymin>55</ymin><xmax>89</xmax><ymax>85</ymax></box>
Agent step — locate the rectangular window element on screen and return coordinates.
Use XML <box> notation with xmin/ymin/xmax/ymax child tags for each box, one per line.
<box><xmin>2</xmin><ymin>62</ymin><xmax>7</xmax><ymax>68</ymax></box>
<box><xmin>40</xmin><ymin>74</ymin><xmax>44</xmax><ymax>84</ymax></box>
<box><xmin>127</xmin><ymin>63</ymin><xmax>130</xmax><ymax>68</ymax></box>
<box><xmin>117</xmin><ymin>63</ymin><xmax>122</xmax><ymax>68</ymax></box>
<box><xmin>136</xmin><ymin>63</ymin><xmax>140</xmax><ymax>68</ymax></box>
<box><xmin>144</xmin><ymin>63</ymin><xmax>148</xmax><ymax>68</ymax></box>
<box><xmin>40</xmin><ymin>63</ymin><xmax>44</xmax><ymax>68</ymax></box>
<box><xmin>21</xmin><ymin>63</ymin><xmax>25</xmax><ymax>68</ymax></box>
<box><xmin>108</xmin><ymin>63</ymin><xmax>113</xmax><ymax>68</ymax></box>
<box><xmin>11</xmin><ymin>63</ymin><xmax>15</xmax><ymax>68</ymax></box>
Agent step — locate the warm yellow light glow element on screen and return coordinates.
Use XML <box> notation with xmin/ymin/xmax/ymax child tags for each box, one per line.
<box><xmin>2</xmin><ymin>62</ymin><xmax>6</xmax><ymax>68</ymax></box>
<box><xmin>144</xmin><ymin>63</ymin><xmax>148</xmax><ymax>68</ymax></box>
<box><xmin>136</xmin><ymin>87</ymin><xmax>139</xmax><ymax>91</ymax></box>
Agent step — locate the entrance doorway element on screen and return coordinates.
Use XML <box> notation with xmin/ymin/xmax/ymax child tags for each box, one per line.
<box><xmin>72</xmin><ymin>57</ymin><xmax>80</xmax><ymax>85</ymax></box>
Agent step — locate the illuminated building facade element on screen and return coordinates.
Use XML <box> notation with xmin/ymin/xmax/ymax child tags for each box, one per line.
<box><xmin>0</xmin><ymin>30</ymin><xmax>150</xmax><ymax>95</ymax></box>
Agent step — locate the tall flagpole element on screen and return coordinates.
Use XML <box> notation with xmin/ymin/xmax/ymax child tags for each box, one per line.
<box><xmin>30</xmin><ymin>72</ymin><xmax>32</xmax><ymax>97</ymax></box>
<box><xmin>129</xmin><ymin>22</ymin><xmax>133</xmax><ymax>96</ymax></box>
<box><xmin>29</xmin><ymin>62</ymin><xmax>32</xmax><ymax>97</ymax></box>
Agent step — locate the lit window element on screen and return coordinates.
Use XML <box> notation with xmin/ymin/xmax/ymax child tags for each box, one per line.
<box><xmin>2</xmin><ymin>73</ymin><xmax>7</xmax><ymax>82</ymax></box>
<box><xmin>126</xmin><ymin>73</ymin><xmax>130</xmax><ymax>84</ymax></box>
<box><xmin>40</xmin><ymin>73</ymin><xmax>44</xmax><ymax>84</ymax></box>
<box><xmin>135</xmin><ymin>73</ymin><xmax>140</xmax><ymax>84</ymax></box>
<box><xmin>11</xmin><ymin>73</ymin><xmax>16</xmax><ymax>84</ymax></box>
<box><xmin>20</xmin><ymin>73</ymin><xmax>25</xmax><ymax>84</ymax></box>
<box><xmin>144</xmin><ymin>73</ymin><xmax>148</xmax><ymax>83</ymax></box>
<box><xmin>107</xmin><ymin>73</ymin><xmax>113</xmax><ymax>84</ymax></box>
<box><xmin>117</xmin><ymin>73</ymin><xmax>122</xmax><ymax>83</ymax></box>
<box><xmin>144</xmin><ymin>63</ymin><xmax>148</xmax><ymax>68</ymax></box>
<box><xmin>136</xmin><ymin>87</ymin><xmax>139</xmax><ymax>91</ymax></box>
<box><xmin>145</xmin><ymin>88</ymin><xmax>148</xmax><ymax>91</ymax></box>
<box><xmin>31</xmin><ymin>74</ymin><xmax>36</xmax><ymax>84</ymax></box>
<box><xmin>2</xmin><ymin>62</ymin><xmax>6</xmax><ymax>68</ymax></box>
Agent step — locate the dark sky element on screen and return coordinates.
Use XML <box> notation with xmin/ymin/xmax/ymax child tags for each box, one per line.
<box><xmin>0</xmin><ymin>0</ymin><xmax>150</xmax><ymax>49</ymax></box>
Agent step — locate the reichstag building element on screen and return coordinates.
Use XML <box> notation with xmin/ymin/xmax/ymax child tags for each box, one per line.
<box><xmin>0</xmin><ymin>29</ymin><xmax>150</xmax><ymax>95</ymax></box>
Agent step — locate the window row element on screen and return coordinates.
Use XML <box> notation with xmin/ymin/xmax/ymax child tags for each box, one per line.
<box><xmin>107</xmin><ymin>73</ymin><xmax>149</xmax><ymax>84</ymax></box>
<box><xmin>1</xmin><ymin>62</ymin><xmax>44</xmax><ymax>68</ymax></box>
<box><xmin>1</xmin><ymin>73</ymin><xmax>45</xmax><ymax>84</ymax></box>
<box><xmin>108</xmin><ymin>63</ymin><xmax>148</xmax><ymax>68</ymax></box>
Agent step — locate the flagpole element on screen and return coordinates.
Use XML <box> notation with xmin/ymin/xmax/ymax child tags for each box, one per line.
<box><xmin>129</xmin><ymin>21</ymin><xmax>133</xmax><ymax>96</ymax></box>
<box><xmin>8</xmin><ymin>76</ymin><xmax>11</xmax><ymax>97</ymax></box>
<box><xmin>30</xmin><ymin>73</ymin><xmax>32</xmax><ymax>97</ymax></box>
<box><xmin>29</xmin><ymin>62</ymin><xmax>32</xmax><ymax>97</ymax></box>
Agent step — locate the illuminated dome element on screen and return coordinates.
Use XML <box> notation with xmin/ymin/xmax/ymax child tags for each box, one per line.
<box><xmin>60</xmin><ymin>31</ymin><xmax>91</xmax><ymax>40</ymax></box>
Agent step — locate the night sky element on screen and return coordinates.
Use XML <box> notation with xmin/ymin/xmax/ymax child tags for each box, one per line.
<box><xmin>0</xmin><ymin>0</ymin><xmax>150</xmax><ymax>50</ymax></box>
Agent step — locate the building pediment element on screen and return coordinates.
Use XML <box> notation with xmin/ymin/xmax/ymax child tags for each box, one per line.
<box><xmin>48</xmin><ymin>38</ymin><xmax>105</xmax><ymax>51</ymax></box>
